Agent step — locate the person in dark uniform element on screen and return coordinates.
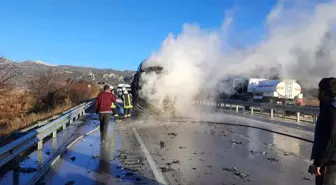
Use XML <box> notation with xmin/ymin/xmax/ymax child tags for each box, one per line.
<box><xmin>110</xmin><ymin>86</ymin><xmax>119</xmax><ymax>119</ymax></box>
<box><xmin>309</xmin><ymin>77</ymin><xmax>336</xmax><ymax>185</ymax></box>
<box><xmin>121</xmin><ymin>88</ymin><xmax>133</xmax><ymax>119</ymax></box>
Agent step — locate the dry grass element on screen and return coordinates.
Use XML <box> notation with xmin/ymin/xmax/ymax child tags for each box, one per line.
<box><xmin>0</xmin><ymin>72</ymin><xmax>99</xmax><ymax>137</ymax></box>
<box><xmin>0</xmin><ymin>103</ymin><xmax>73</xmax><ymax>136</ymax></box>
<box><xmin>303</xmin><ymin>97</ymin><xmax>320</xmax><ymax>106</ymax></box>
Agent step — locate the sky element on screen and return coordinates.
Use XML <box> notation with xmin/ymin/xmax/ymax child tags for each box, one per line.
<box><xmin>0</xmin><ymin>0</ymin><xmax>277</xmax><ymax>70</ymax></box>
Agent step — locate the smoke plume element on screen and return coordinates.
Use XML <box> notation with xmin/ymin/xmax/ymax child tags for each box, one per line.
<box><xmin>140</xmin><ymin>0</ymin><xmax>336</xmax><ymax>111</ymax></box>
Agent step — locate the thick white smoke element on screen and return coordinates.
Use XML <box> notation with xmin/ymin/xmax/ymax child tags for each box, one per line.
<box><xmin>140</xmin><ymin>0</ymin><xmax>336</xmax><ymax>111</ymax></box>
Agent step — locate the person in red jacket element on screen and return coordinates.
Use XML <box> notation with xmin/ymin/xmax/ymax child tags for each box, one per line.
<box><xmin>95</xmin><ymin>85</ymin><xmax>116</xmax><ymax>142</ymax></box>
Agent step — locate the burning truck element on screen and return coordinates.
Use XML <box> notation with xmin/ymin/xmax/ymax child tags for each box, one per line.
<box><xmin>131</xmin><ymin>60</ymin><xmax>176</xmax><ymax>117</ymax></box>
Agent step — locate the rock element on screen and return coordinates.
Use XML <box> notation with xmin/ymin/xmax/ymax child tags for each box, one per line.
<box><xmin>70</xmin><ymin>157</ymin><xmax>76</xmax><ymax>161</ymax></box>
<box><xmin>179</xmin><ymin>146</ymin><xmax>186</xmax><ymax>149</ymax></box>
<box><xmin>284</xmin><ymin>152</ymin><xmax>291</xmax><ymax>156</ymax></box>
<box><xmin>45</xmin><ymin>151</ymin><xmax>51</xmax><ymax>155</ymax></box>
<box><xmin>192</xmin><ymin>168</ymin><xmax>196</xmax><ymax>170</ymax></box>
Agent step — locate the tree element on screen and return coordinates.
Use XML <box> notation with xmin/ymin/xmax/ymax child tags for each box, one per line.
<box><xmin>0</xmin><ymin>57</ymin><xmax>21</xmax><ymax>95</ymax></box>
<box><xmin>28</xmin><ymin>69</ymin><xmax>68</xmax><ymax>111</ymax></box>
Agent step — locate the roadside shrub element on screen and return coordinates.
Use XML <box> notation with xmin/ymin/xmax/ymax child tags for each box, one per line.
<box><xmin>67</xmin><ymin>80</ymin><xmax>99</xmax><ymax>104</ymax></box>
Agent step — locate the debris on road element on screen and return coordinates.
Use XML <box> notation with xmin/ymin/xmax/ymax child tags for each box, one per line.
<box><xmin>166</xmin><ymin>160</ymin><xmax>180</xmax><ymax>166</ymax></box>
<box><xmin>45</xmin><ymin>151</ymin><xmax>51</xmax><ymax>155</ymax></box>
<box><xmin>223</xmin><ymin>167</ymin><xmax>249</xmax><ymax>179</ymax></box>
<box><xmin>250</xmin><ymin>150</ymin><xmax>257</xmax><ymax>154</ymax></box>
<box><xmin>262</xmin><ymin>151</ymin><xmax>270</xmax><ymax>156</ymax></box>
<box><xmin>267</xmin><ymin>157</ymin><xmax>279</xmax><ymax>162</ymax></box>
<box><xmin>167</xmin><ymin>132</ymin><xmax>177</xmax><ymax>137</ymax></box>
<box><xmin>70</xmin><ymin>156</ymin><xmax>76</xmax><ymax>161</ymax></box>
<box><xmin>92</xmin><ymin>155</ymin><xmax>99</xmax><ymax>159</ymax></box>
<box><xmin>160</xmin><ymin>166</ymin><xmax>173</xmax><ymax>172</ymax></box>
<box><xmin>179</xmin><ymin>146</ymin><xmax>186</xmax><ymax>149</ymax></box>
<box><xmin>302</xmin><ymin>177</ymin><xmax>312</xmax><ymax>181</ymax></box>
<box><xmin>230</xmin><ymin>140</ymin><xmax>243</xmax><ymax>145</ymax></box>
<box><xmin>284</xmin><ymin>152</ymin><xmax>291</xmax><ymax>156</ymax></box>
<box><xmin>210</xmin><ymin>129</ymin><xmax>218</xmax><ymax>135</ymax></box>
<box><xmin>36</xmin><ymin>181</ymin><xmax>46</xmax><ymax>185</ymax></box>
<box><xmin>18</xmin><ymin>167</ymin><xmax>37</xmax><ymax>173</ymax></box>
<box><xmin>65</xmin><ymin>180</ymin><xmax>75</xmax><ymax>185</ymax></box>
<box><xmin>160</xmin><ymin>141</ymin><xmax>165</xmax><ymax>148</ymax></box>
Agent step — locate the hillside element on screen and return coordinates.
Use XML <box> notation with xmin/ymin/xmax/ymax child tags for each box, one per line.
<box><xmin>0</xmin><ymin>57</ymin><xmax>136</xmax><ymax>87</ymax></box>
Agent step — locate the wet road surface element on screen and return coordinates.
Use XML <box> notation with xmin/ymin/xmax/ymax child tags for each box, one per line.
<box><xmin>0</xmin><ymin>115</ymin><xmax>97</xmax><ymax>185</ymax></box>
<box><xmin>132</xmin><ymin>119</ymin><xmax>314</xmax><ymax>185</ymax></box>
<box><xmin>1</xmin><ymin>106</ymin><xmax>316</xmax><ymax>185</ymax></box>
<box><xmin>40</xmin><ymin>115</ymin><xmax>160</xmax><ymax>185</ymax></box>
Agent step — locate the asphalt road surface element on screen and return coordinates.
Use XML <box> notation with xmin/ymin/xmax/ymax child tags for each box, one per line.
<box><xmin>34</xmin><ymin>113</ymin><xmax>314</xmax><ymax>185</ymax></box>
<box><xmin>133</xmin><ymin>119</ymin><xmax>314</xmax><ymax>185</ymax></box>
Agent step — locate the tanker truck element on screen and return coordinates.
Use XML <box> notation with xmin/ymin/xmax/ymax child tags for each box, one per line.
<box><xmin>222</xmin><ymin>77</ymin><xmax>304</xmax><ymax>106</ymax></box>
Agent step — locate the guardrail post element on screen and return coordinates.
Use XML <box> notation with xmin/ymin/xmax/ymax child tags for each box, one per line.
<box><xmin>229</xmin><ymin>104</ymin><xmax>232</xmax><ymax>110</ymax></box>
<box><xmin>283</xmin><ymin>111</ymin><xmax>286</xmax><ymax>119</ymax></box>
<box><xmin>63</xmin><ymin>124</ymin><xmax>67</xmax><ymax>129</ymax></box>
<box><xmin>271</xmin><ymin>109</ymin><xmax>274</xmax><ymax>119</ymax></box>
<box><xmin>296</xmin><ymin>112</ymin><xmax>300</xmax><ymax>123</ymax></box>
<box><xmin>251</xmin><ymin>107</ymin><xmax>254</xmax><ymax>115</ymax></box>
<box><xmin>37</xmin><ymin>150</ymin><xmax>43</xmax><ymax>167</ymax></box>
<box><xmin>236</xmin><ymin>105</ymin><xmax>239</xmax><ymax>113</ymax></box>
<box><xmin>260</xmin><ymin>108</ymin><xmax>263</xmax><ymax>115</ymax></box>
<box><xmin>313</xmin><ymin>114</ymin><xmax>317</xmax><ymax>123</ymax></box>
<box><xmin>38</xmin><ymin>140</ymin><xmax>43</xmax><ymax>150</ymax></box>
<box><xmin>52</xmin><ymin>131</ymin><xmax>57</xmax><ymax>138</ymax></box>
<box><xmin>12</xmin><ymin>158</ymin><xmax>20</xmax><ymax>184</ymax></box>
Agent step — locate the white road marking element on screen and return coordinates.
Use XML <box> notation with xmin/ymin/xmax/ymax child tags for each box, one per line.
<box><xmin>132</xmin><ymin>126</ymin><xmax>168</xmax><ymax>185</ymax></box>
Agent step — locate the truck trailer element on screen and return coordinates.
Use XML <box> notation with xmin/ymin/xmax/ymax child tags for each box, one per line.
<box><xmin>220</xmin><ymin>77</ymin><xmax>304</xmax><ymax>106</ymax></box>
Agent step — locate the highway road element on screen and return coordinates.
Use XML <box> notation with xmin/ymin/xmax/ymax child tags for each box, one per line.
<box><xmin>0</xmin><ymin>106</ymin><xmax>316</xmax><ymax>185</ymax></box>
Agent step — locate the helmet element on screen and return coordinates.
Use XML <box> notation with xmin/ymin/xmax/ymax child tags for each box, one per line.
<box><xmin>110</xmin><ymin>86</ymin><xmax>114</xmax><ymax>90</ymax></box>
<box><xmin>123</xmin><ymin>90</ymin><xmax>128</xmax><ymax>94</ymax></box>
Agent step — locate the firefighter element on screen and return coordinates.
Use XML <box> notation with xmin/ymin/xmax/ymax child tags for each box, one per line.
<box><xmin>110</xmin><ymin>86</ymin><xmax>119</xmax><ymax>119</ymax></box>
<box><xmin>121</xmin><ymin>88</ymin><xmax>133</xmax><ymax>118</ymax></box>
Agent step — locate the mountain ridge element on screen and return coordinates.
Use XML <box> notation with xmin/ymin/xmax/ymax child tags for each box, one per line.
<box><xmin>0</xmin><ymin>57</ymin><xmax>136</xmax><ymax>86</ymax></box>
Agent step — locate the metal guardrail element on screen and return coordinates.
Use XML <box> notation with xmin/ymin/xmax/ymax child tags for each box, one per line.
<box><xmin>194</xmin><ymin>99</ymin><xmax>319</xmax><ymax>123</ymax></box>
<box><xmin>0</xmin><ymin>101</ymin><xmax>93</xmax><ymax>168</ymax></box>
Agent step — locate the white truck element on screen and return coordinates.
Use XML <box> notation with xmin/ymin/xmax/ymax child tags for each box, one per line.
<box><xmin>227</xmin><ymin>77</ymin><xmax>304</xmax><ymax>106</ymax></box>
<box><xmin>116</xmin><ymin>84</ymin><xmax>132</xmax><ymax>96</ymax></box>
